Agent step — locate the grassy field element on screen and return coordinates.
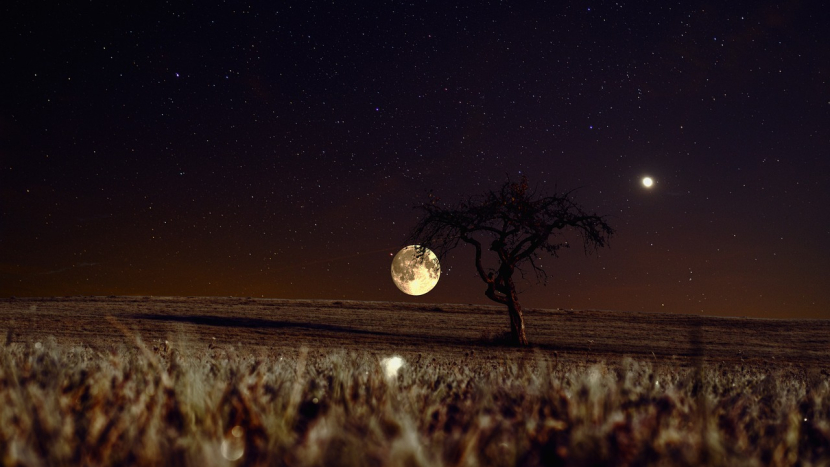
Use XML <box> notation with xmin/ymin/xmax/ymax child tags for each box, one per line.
<box><xmin>1</xmin><ymin>297</ymin><xmax>829</xmax><ymax>465</ymax></box>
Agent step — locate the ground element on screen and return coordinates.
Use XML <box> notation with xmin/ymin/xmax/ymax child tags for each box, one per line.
<box><xmin>2</xmin><ymin>296</ymin><xmax>829</xmax><ymax>466</ymax></box>
<box><xmin>1</xmin><ymin>296</ymin><xmax>827</xmax><ymax>369</ymax></box>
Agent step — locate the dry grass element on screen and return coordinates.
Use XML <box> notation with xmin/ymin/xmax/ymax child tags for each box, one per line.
<box><xmin>1</xmin><ymin>335</ymin><xmax>829</xmax><ymax>466</ymax></box>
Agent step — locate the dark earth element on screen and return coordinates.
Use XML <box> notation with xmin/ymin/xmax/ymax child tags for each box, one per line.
<box><xmin>1</xmin><ymin>296</ymin><xmax>828</xmax><ymax>370</ymax></box>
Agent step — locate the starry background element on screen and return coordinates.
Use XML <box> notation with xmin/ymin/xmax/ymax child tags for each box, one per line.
<box><xmin>2</xmin><ymin>1</ymin><xmax>829</xmax><ymax>318</ymax></box>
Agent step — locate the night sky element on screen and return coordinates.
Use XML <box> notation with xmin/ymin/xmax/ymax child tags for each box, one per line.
<box><xmin>3</xmin><ymin>1</ymin><xmax>829</xmax><ymax>319</ymax></box>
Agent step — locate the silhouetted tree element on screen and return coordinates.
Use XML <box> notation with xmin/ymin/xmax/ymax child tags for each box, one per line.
<box><xmin>407</xmin><ymin>176</ymin><xmax>613</xmax><ymax>346</ymax></box>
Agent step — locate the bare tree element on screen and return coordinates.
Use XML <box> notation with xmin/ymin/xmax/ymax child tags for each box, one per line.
<box><xmin>407</xmin><ymin>176</ymin><xmax>613</xmax><ymax>346</ymax></box>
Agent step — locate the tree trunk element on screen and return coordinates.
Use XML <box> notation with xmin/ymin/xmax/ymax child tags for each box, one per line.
<box><xmin>507</xmin><ymin>293</ymin><xmax>529</xmax><ymax>346</ymax></box>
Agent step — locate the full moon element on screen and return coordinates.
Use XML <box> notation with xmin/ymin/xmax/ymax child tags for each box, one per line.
<box><xmin>391</xmin><ymin>245</ymin><xmax>440</xmax><ymax>296</ymax></box>
<box><xmin>642</xmin><ymin>176</ymin><xmax>654</xmax><ymax>188</ymax></box>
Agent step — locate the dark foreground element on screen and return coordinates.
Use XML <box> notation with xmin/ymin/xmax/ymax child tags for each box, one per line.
<box><xmin>1</xmin><ymin>296</ymin><xmax>828</xmax><ymax>368</ymax></box>
<box><xmin>1</xmin><ymin>296</ymin><xmax>829</xmax><ymax>466</ymax></box>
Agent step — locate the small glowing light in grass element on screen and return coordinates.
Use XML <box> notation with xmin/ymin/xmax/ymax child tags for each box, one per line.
<box><xmin>221</xmin><ymin>426</ymin><xmax>245</xmax><ymax>461</ymax></box>
<box><xmin>34</xmin><ymin>342</ymin><xmax>42</xmax><ymax>350</ymax></box>
<box><xmin>642</xmin><ymin>176</ymin><xmax>654</xmax><ymax>188</ymax></box>
<box><xmin>381</xmin><ymin>356</ymin><xmax>404</xmax><ymax>379</ymax></box>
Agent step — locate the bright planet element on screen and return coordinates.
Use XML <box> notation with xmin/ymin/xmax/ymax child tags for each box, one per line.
<box><xmin>642</xmin><ymin>176</ymin><xmax>654</xmax><ymax>188</ymax></box>
<box><xmin>391</xmin><ymin>245</ymin><xmax>441</xmax><ymax>295</ymax></box>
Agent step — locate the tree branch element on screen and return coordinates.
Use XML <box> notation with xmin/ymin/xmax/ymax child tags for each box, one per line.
<box><xmin>461</xmin><ymin>236</ymin><xmax>492</xmax><ymax>285</ymax></box>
